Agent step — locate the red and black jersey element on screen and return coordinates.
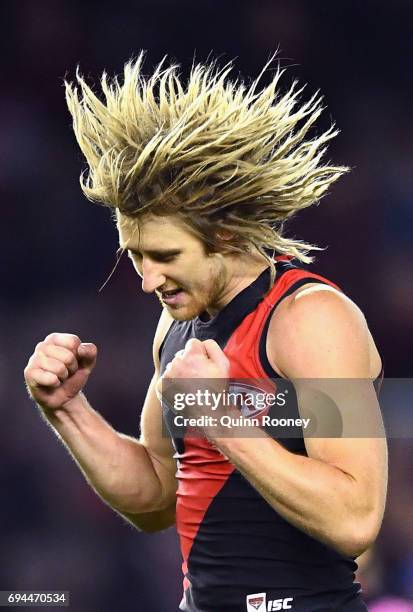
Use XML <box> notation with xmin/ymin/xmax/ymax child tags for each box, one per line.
<box><xmin>159</xmin><ymin>261</ymin><xmax>369</xmax><ymax>612</ymax></box>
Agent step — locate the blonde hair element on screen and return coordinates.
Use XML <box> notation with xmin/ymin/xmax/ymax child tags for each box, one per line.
<box><xmin>65</xmin><ymin>52</ymin><xmax>349</xmax><ymax>266</ymax></box>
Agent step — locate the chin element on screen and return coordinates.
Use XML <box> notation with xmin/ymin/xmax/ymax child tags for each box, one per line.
<box><xmin>165</xmin><ymin>301</ymin><xmax>205</xmax><ymax>322</ymax></box>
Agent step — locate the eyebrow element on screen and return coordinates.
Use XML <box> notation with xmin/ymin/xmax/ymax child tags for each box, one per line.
<box><xmin>125</xmin><ymin>247</ymin><xmax>182</xmax><ymax>258</ymax></box>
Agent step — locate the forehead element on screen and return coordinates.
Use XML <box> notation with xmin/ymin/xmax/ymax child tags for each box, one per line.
<box><xmin>117</xmin><ymin>212</ymin><xmax>195</xmax><ymax>250</ymax></box>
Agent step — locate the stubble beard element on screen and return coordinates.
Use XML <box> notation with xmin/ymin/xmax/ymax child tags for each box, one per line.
<box><xmin>162</xmin><ymin>260</ymin><xmax>228</xmax><ymax>322</ymax></box>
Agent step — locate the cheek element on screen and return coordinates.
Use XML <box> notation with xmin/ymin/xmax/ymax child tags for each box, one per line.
<box><xmin>180</xmin><ymin>256</ymin><xmax>211</xmax><ymax>285</ymax></box>
<box><xmin>193</xmin><ymin>263</ymin><xmax>216</xmax><ymax>293</ymax></box>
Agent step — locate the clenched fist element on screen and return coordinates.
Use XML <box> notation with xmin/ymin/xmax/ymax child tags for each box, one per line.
<box><xmin>156</xmin><ymin>338</ymin><xmax>230</xmax><ymax>417</ymax></box>
<box><xmin>160</xmin><ymin>338</ymin><xmax>230</xmax><ymax>382</ymax></box>
<box><xmin>24</xmin><ymin>333</ymin><xmax>97</xmax><ymax>410</ymax></box>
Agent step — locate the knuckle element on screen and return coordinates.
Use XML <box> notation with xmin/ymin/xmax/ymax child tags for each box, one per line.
<box><xmin>37</xmin><ymin>352</ymin><xmax>47</xmax><ymax>367</ymax></box>
<box><xmin>185</xmin><ymin>339</ymin><xmax>198</xmax><ymax>351</ymax></box>
<box><xmin>25</xmin><ymin>370</ymin><xmax>37</xmax><ymax>386</ymax></box>
<box><xmin>204</xmin><ymin>339</ymin><xmax>216</xmax><ymax>349</ymax></box>
<box><xmin>57</xmin><ymin>363</ymin><xmax>68</xmax><ymax>377</ymax></box>
<box><xmin>67</xmin><ymin>340</ymin><xmax>81</xmax><ymax>353</ymax></box>
<box><xmin>46</xmin><ymin>332</ymin><xmax>81</xmax><ymax>348</ymax></box>
<box><xmin>66</xmin><ymin>355</ymin><xmax>78</xmax><ymax>369</ymax></box>
<box><xmin>69</xmin><ymin>360</ymin><xmax>79</xmax><ymax>373</ymax></box>
<box><xmin>61</xmin><ymin>351</ymin><xmax>77</xmax><ymax>367</ymax></box>
<box><xmin>165</xmin><ymin>361</ymin><xmax>179</xmax><ymax>377</ymax></box>
<box><xmin>59</xmin><ymin>334</ymin><xmax>75</xmax><ymax>347</ymax></box>
<box><xmin>44</xmin><ymin>332</ymin><xmax>59</xmax><ymax>343</ymax></box>
<box><xmin>56</xmin><ymin>346</ymin><xmax>70</xmax><ymax>361</ymax></box>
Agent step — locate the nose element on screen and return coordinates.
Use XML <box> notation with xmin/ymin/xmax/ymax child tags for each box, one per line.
<box><xmin>141</xmin><ymin>258</ymin><xmax>167</xmax><ymax>294</ymax></box>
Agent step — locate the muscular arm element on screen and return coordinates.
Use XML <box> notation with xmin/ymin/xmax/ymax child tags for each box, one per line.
<box><xmin>25</xmin><ymin>310</ymin><xmax>177</xmax><ymax>533</ymax></box>
<box><xmin>212</xmin><ymin>288</ymin><xmax>388</xmax><ymax>557</ymax></box>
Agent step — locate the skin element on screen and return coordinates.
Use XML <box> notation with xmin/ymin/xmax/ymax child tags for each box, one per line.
<box><xmin>117</xmin><ymin>212</ymin><xmax>269</xmax><ymax>320</ymax></box>
<box><xmin>23</xmin><ymin>213</ymin><xmax>267</xmax><ymax>532</ymax></box>
<box><xmin>24</xmin><ymin>213</ymin><xmax>387</xmax><ymax>556</ymax></box>
<box><xmin>164</xmin><ymin>293</ymin><xmax>387</xmax><ymax>557</ymax></box>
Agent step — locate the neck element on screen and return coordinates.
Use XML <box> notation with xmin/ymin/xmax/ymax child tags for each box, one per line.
<box><xmin>206</xmin><ymin>253</ymin><xmax>271</xmax><ymax>317</ymax></box>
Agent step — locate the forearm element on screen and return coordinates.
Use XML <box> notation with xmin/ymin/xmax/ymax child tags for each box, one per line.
<box><xmin>213</xmin><ymin>433</ymin><xmax>373</xmax><ymax>556</ymax></box>
<box><xmin>40</xmin><ymin>393</ymin><xmax>170</xmax><ymax>515</ymax></box>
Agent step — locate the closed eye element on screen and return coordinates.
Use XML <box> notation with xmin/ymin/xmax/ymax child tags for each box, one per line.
<box><xmin>127</xmin><ymin>249</ymin><xmax>181</xmax><ymax>263</ymax></box>
<box><xmin>153</xmin><ymin>254</ymin><xmax>178</xmax><ymax>263</ymax></box>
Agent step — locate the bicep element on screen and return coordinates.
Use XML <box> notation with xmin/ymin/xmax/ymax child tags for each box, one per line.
<box><xmin>272</xmin><ymin>286</ymin><xmax>377</xmax><ymax>379</ymax></box>
<box><xmin>296</xmin><ymin>380</ymin><xmax>387</xmax><ymax>512</ymax></box>
<box><xmin>295</xmin><ymin>378</ymin><xmax>387</xmax><ymax>523</ymax></box>
<box><xmin>271</xmin><ymin>289</ymin><xmax>387</xmax><ymax>509</ymax></box>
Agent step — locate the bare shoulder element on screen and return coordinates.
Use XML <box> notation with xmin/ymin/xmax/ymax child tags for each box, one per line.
<box><xmin>267</xmin><ymin>283</ymin><xmax>382</xmax><ymax>379</ymax></box>
<box><xmin>152</xmin><ymin>308</ymin><xmax>174</xmax><ymax>372</ymax></box>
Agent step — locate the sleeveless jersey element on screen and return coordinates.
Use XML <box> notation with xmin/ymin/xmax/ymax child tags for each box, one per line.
<box><xmin>159</xmin><ymin>261</ymin><xmax>369</xmax><ymax>612</ymax></box>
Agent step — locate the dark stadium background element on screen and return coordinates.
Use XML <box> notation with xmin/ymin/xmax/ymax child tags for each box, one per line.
<box><xmin>1</xmin><ymin>1</ymin><xmax>412</xmax><ymax>610</ymax></box>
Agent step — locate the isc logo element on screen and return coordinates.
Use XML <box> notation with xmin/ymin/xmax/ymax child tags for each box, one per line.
<box><xmin>246</xmin><ymin>593</ymin><xmax>293</xmax><ymax>611</ymax></box>
<box><xmin>267</xmin><ymin>599</ymin><xmax>293</xmax><ymax>611</ymax></box>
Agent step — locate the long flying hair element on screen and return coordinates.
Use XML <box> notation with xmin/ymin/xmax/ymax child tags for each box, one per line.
<box><xmin>65</xmin><ymin>52</ymin><xmax>349</xmax><ymax>266</ymax></box>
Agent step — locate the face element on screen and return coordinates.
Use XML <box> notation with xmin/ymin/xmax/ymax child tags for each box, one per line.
<box><xmin>117</xmin><ymin>213</ymin><xmax>228</xmax><ymax>321</ymax></box>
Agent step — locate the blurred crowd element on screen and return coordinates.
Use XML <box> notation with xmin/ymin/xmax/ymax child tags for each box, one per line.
<box><xmin>1</xmin><ymin>1</ymin><xmax>412</xmax><ymax>609</ymax></box>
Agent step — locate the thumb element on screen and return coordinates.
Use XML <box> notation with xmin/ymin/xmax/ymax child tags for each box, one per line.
<box><xmin>77</xmin><ymin>343</ymin><xmax>98</xmax><ymax>372</ymax></box>
<box><xmin>202</xmin><ymin>340</ymin><xmax>229</xmax><ymax>373</ymax></box>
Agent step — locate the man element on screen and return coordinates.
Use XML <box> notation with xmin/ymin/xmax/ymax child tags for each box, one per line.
<box><xmin>24</xmin><ymin>54</ymin><xmax>387</xmax><ymax>611</ymax></box>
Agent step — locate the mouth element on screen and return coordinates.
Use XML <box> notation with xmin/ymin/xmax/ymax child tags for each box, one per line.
<box><xmin>160</xmin><ymin>288</ymin><xmax>185</xmax><ymax>305</ymax></box>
